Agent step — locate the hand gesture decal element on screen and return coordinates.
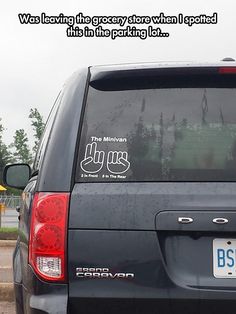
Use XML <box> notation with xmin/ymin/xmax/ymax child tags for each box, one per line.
<box><xmin>107</xmin><ymin>151</ymin><xmax>130</xmax><ymax>174</ymax></box>
<box><xmin>80</xmin><ymin>142</ymin><xmax>105</xmax><ymax>174</ymax></box>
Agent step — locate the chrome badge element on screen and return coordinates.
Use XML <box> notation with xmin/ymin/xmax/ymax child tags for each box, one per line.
<box><xmin>178</xmin><ymin>217</ymin><xmax>193</xmax><ymax>224</ymax></box>
<box><xmin>212</xmin><ymin>218</ymin><xmax>229</xmax><ymax>225</ymax></box>
<box><xmin>76</xmin><ymin>267</ymin><xmax>135</xmax><ymax>279</ymax></box>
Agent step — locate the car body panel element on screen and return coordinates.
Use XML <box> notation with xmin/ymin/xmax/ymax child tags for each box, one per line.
<box><xmin>8</xmin><ymin>61</ymin><xmax>236</xmax><ymax>313</ymax></box>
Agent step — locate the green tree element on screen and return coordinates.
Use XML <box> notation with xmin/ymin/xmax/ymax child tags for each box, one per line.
<box><xmin>11</xmin><ymin>129</ymin><xmax>32</xmax><ymax>164</ymax></box>
<box><xmin>0</xmin><ymin>118</ymin><xmax>12</xmax><ymax>184</ymax></box>
<box><xmin>29</xmin><ymin>108</ymin><xmax>45</xmax><ymax>153</ymax></box>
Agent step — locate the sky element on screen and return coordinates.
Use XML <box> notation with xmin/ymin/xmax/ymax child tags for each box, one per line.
<box><xmin>1</xmin><ymin>0</ymin><xmax>236</xmax><ymax>147</ymax></box>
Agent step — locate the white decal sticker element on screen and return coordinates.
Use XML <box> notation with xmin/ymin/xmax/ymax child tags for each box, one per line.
<box><xmin>91</xmin><ymin>136</ymin><xmax>127</xmax><ymax>143</ymax></box>
<box><xmin>106</xmin><ymin>151</ymin><xmax>130</xmax><ymax>174</ymax></box>
<box><xmin>80</xmin><ymin>142</ymin><xmax>105</xmax><ymax>174</ymax></box>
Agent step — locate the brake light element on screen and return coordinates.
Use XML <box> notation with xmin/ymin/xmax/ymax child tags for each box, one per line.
<box><xmin>219</xmin><ymin>67</ymin><xmax>236</xmax><ymax>74</ymax></box>
<box><xmin>29</xmin><ymin>192</ymin><xmax>69</xmax><ymax>282</ymax></box>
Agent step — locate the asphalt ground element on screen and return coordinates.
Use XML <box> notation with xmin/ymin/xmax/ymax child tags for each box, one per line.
<box><xmin>0</xmin><ymin>246</ymin><xmax>13</xmax><ymax>283</ymax></box>
<box><xmin>0</xmin><ymin>208</ymin><xmax>18</xmax><ymax>228</ymax></box>
<box><xmin>0</xmin><ymin>302</ymin><xmax>15</xmax><ymax>314</ymax></box>
<box><xmin>0</xmin><ymin>242</ymin><xmax>15</xmax><ymax>312</ymax></box>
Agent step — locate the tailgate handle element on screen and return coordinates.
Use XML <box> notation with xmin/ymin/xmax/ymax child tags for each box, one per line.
<box><xmin>178</xmin><ymin>217</ymin><xmax>193</xmax><ymax>224</ymax></box>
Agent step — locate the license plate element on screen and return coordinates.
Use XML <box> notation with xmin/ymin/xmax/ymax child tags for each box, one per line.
<box><xmin>213</xmin><ymin>239</ymin><xmax>236</xmax><ymax>278</ymax></box>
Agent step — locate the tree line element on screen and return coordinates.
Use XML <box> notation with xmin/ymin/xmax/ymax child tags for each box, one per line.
<box><xmin>0</xmin><ymin>108</ymin><xmax>45</xmax><ymax>185</ymax></box>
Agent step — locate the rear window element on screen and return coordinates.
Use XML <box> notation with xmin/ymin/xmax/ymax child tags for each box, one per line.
<box><xmin>76</xmin><ymin>70</ymin><xmax>236</xmax><ymax>182</ymax></box>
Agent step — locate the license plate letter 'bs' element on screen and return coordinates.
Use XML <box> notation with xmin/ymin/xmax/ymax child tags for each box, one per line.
<box><xmin>213</xmin><ymin>239</ymin><xmax>236</xmax><ymax>278</ymax></box>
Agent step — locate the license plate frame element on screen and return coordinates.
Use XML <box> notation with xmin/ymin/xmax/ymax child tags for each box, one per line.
<box><xmin>213</xmin><ymin>238</ymin><xmax>236</xmax><ymax>278</ymax></box>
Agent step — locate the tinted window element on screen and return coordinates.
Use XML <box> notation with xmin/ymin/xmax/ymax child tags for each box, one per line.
<box><xmin>33</xmin><ymin>92</ymin><xmax>62</xmax><ymax>171</ymax></box>
<box><xmin>77</xmin><ymin>78</ymin><xmax>236</xmax><ymax>182</ymax></box>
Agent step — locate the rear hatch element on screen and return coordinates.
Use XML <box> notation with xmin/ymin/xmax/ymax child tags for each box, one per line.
<box><xmin>68</xmin><ymin>65</ymin><xmax>236</xmax><ymax>314</ymax></box>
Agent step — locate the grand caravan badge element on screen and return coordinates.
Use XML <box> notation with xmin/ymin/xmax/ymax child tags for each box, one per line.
<box><xmin>76</xmin><ymin>267</ymin><xmax>135</xmax><ymax>279</ymax></box>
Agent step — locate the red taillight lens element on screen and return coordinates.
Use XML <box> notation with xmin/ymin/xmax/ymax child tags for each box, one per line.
<box><xmin>219</xmin><ymin>67</ymin><xmax>236</xmax><ymax>74</ymax></box>
<box><xmin>29</xmin><ymin>192</ymin><xmax>69</xmax><ymax>282</ymax></box>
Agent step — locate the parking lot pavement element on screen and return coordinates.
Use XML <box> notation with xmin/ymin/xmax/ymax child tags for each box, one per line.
<box><xmin>0</xmin><ymin>246</ymin><xmax>14</xmax><ymax>268</ymax></box>
<box><xmin>0</xmin><ymin>246</ymin><xmax>14</xmax><ymax>283</ymax></box>
<box><xmin>0</xmin><ymin>244</ymin><xmax>15</xmax><ymax>306</ymax></box>
<box><xmin>0</xmin><ymin>302</ymin><xmax>15</xmax><ymax>314</ymax></box>
<box><xmin>0</xmin><ymin>208</ymin><xmax>18</xmax><ymax>228</ymax></box>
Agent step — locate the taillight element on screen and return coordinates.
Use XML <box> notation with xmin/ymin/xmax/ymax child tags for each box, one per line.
<box><xmin>219</xmin><ymin>67</ymin><xmax>236</xmax><ymax>74</ymax></box>
<box><xmin>29</xmin><ymin>192</ymin><xmax>69</xmax><ymax>282</ymax></box>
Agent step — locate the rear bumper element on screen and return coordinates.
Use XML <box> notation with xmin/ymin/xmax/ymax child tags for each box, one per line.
<box><xmin>22</xmin><ymin>267</ymin><xmax>68</xmax><ymax>314</ymax></box>
<box><xmin>26</xmin><ymin>292</ymin><xmax>68</xmax><ymax>314</ymax></box>
<box><xmin>68</xmin><ymin>298</ymin><xmax>236</xmax><ymax>314</ymax></box>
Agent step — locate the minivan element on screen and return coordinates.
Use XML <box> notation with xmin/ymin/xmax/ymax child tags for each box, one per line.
<box><xmin>4</xmin><ymin>60</ymin><xmax>236</xmax><ymax>314</ymax></box>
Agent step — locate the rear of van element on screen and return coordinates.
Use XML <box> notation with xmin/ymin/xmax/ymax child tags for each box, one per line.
<box><xmin>67</xmin><ymin>63</ymin><xmax>236</xmax><ymax>314</ymax></box>
<box><xmin>6</xmin><ymin>61</ymin><xmax>236</xmax><ymax>314</ymax></box>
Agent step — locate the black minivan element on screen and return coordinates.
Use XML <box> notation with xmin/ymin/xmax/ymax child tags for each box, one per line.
<box><xmin>4</xmin><ymin>60</ymin><xmax>236</xmax><ymax>314</ymax></box>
